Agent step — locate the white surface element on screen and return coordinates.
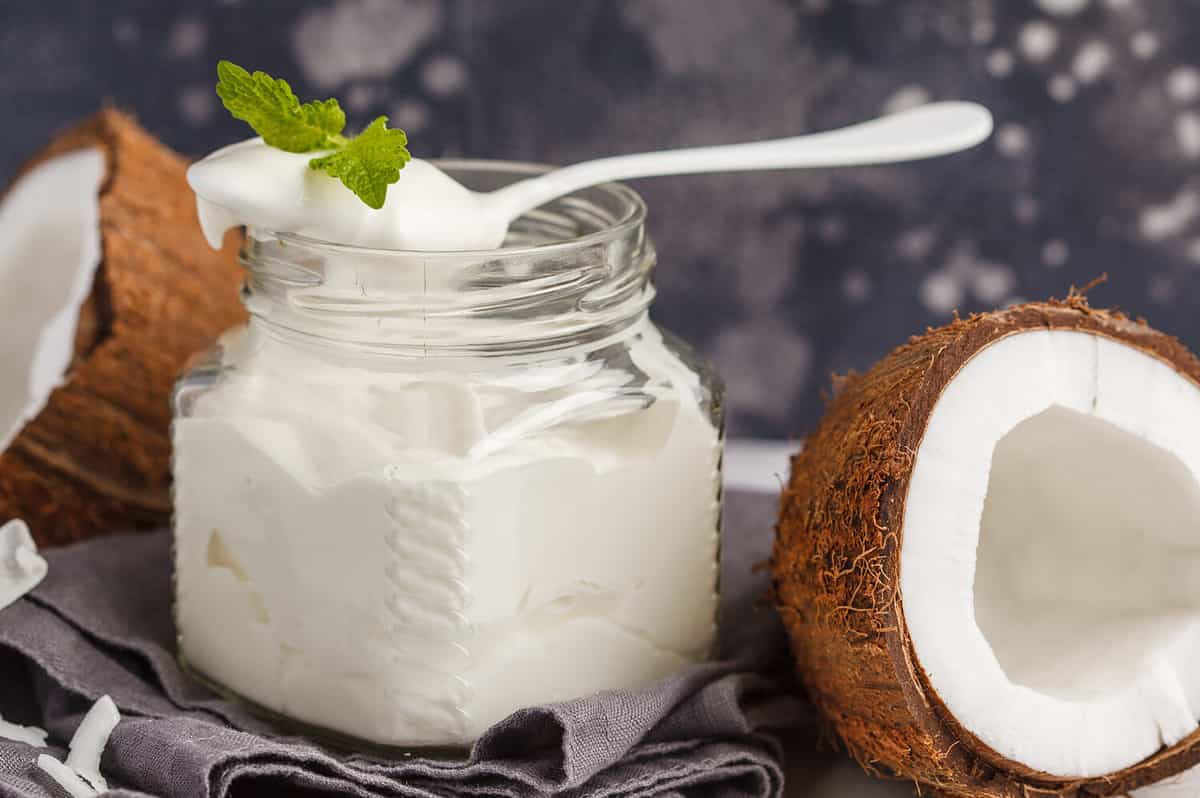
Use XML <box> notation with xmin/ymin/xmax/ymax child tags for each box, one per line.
<box><xmin>174</xmin><ymin>320</ymin><xmax>721</xmax><ymax>745</ymax></box>
<box><xmin>783</xmin><ymin>748</ymin><xmax>1200</xmax><ymax>796</ymax></box>
<box><xmin>723</xmin><ymin>438</ymin><xmax>795</xmax><ymax>494</ymax></box>
<box><xmin>0</xmin><ymin>519</ymin><xmax>48</xmax><ymax>611</ymax></box>
<box><xmin>901</xmin><ymin>330</ymin><xmax>1200</xmax><ymax>776</ymax></box>
<box><xmin>190</xmin><ymin>102</ymin><xmax>992</xmax><ymax>251</ymax></box>
<box><xmin>0</xmin><ymin>149</ymin><xmax>105</xmax><ymax>450</ymax></box>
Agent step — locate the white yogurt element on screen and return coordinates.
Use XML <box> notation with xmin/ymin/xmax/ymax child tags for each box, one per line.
<box><xmin>173</xmin><ymin>323</ymin><xmax>721</xmax><ymax>745</ymax></box>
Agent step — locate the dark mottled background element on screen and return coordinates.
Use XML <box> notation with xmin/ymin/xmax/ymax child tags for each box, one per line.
<box><xmin>4</xmin><ymin>0</ymin><xmax>1199</xmax><ymax>438</ymax></box>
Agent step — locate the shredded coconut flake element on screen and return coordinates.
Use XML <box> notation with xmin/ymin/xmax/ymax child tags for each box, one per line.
<box><xmin>0</xmin><ymin>519</ymin><xmax>47</xmax><ymax>611</ymax></box>
<box><xmin>0</xmin><ymin>715</ymin><xmax>47</xmax><ymax>748</ymax></box>
<box><xmin>36</xmin><ymin>754</ymin><xmax>98</xmax><ymax>798</ymax></box>
<box><xmin>64</xmin><ymin>695</ymin><xmax>119</xmax><ymax>792</ymax></box>
<box><xmin>32</xmin><ymin>694</ymin><xmax>121</xmax><ymax>796</ymax></box>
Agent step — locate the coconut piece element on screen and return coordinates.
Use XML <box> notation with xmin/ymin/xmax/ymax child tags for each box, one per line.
<box><xmin>0</xmin><ymin>519</ymin><xmax>47</xmax><ymax>610</ymax></box>
<box><xmin>0</xmin><ymin>714</ymin><xmax>47</xmax><ymax>748</ymax></box>
<box><xmin>64</xmin><ymin>694</ymin><xmax>119</xmax><ymax>791</ymax></box>
<box><xmin>0</xmin><ymin>109</ymin><xmax>245</xmax><ymax>546</ymax></box>
<box><xmin>36</xmin><ymin>754</ymin><xmax>97</xmax><ymax>798</ymax></box>
<box><xmin>773</xmin><ymin>295</ymin><xmax>1200</xmax><ymax>797</ymax></box>
<box><xmin>34</xmin><ymin>694</ymin><xmax>120</xmax><ymax>796</ymax></box>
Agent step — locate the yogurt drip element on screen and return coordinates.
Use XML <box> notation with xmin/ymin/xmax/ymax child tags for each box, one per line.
<box><xmin>187</xmin><ymin>138</ymin><xmax>509</xmax><ymax>251</ymax></box>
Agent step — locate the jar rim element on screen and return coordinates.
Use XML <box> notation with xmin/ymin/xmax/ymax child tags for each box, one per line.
<box><xmin>273</xmin><ymin>158</ymin><xmax>648</xmax><ymax>258</ymax></box>
<box><xmin>239</xmin><ymin>159</ymin><xmax>656</xmax><ymax>356</ymax></box>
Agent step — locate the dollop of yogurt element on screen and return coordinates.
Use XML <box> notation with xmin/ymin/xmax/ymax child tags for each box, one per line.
<box><xmin>187</xmin><ymin>138</ymin><xmax>508</xmax><ymax>251</ymax></box>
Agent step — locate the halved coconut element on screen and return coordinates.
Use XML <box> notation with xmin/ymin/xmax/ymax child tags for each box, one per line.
<box><xmin>773</xmin><ymin>295</ymin><xmax>1200</xmax><ymax>796</ymax></box>
<box><xmin>0</xmin><ymin>109</ymin><xmax>244</xmax><ymax>546</ymax></box>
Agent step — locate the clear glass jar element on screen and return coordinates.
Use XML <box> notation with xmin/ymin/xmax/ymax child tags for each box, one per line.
<box><xmin>171</xmin><ymin>161</ymin><xmax>724</xmax><ymax>749</ymax></box>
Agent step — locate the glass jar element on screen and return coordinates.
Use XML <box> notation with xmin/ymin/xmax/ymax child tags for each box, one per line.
<box><xmin>171</xmin><ymin>161</ymin><xmax>724</xmax><ymax>749</ymax></box>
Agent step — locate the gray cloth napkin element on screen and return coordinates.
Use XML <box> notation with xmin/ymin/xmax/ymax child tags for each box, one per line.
<box><xmin>0</xmin><ymin>491</ymin><xmax>804</xmax><ymax>798</ymax></box>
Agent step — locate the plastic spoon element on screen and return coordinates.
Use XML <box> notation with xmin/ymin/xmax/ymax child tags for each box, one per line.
<box><xmin>486</xmin><ymin>101</ymin><xmax>993</xmax><ymax>236</ymax></box>
<box><xmin>190</xmin><ymin>101</ymin><xmax>993</xmax><ymax>251</ymax></box>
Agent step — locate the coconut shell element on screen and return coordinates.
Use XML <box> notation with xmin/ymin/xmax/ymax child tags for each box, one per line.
<box><xmin>772</xmin><ymin>295</ymin><xmax>1200</xmax><ymax>797</ymax></box>
<box><xmin>0</xmin><ymin>109</ymin><xmax>245</xmax><ymax>547</ymax></box>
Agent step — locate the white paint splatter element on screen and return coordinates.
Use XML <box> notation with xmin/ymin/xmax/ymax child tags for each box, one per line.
<box><xmin>971</xmin><ymin>263</ymin><xmax>1016</xmax><ymax>304</ymax></box>
<box><xmin>1148</xmin><ymin>274</ymin><xmax>1174</xmax><ymax>303</ymax></box>
<box><xmin>1048</xmin><ymin>73</ymin><xmax>1078</xmax><ymax>102</ymax></box>
<box><xmin>421</xmin><ymin>53</ymin><xmax>469</xmax><ymax>98</ymax></box>
<box><xmin>344</xmin><ymin>84</ymin><xmax>379</xmax><ymax>113</ymax></box>
<box><xmin>971</xmin><ymin>18</ymin><xmax>996</xmax><ymax>44</ymax></box>
<box><xmin>1130</xmin><ymin>30</ymin><xmax>1159</xmax><ymax>60</ymax></box>
<box><xmin>816</xmin><ymin>215</ymin><xmax>847</xmax><ymax>243</ymax></box>
<box><xmin>177</xmin><ymin>85</ymin><xmax>216</xmax><ymax>125</ymax></box>
<box><xmin>1167</xmin><ymin>66</ymin><xmax>1200</xmax><ymax>104</ymax></box>
<box><xmin>1139</xmin><ymin>189</ymin><xmax>1200</xmax><ymax>240</ymax></box>
<box><xmin>165</xmin><ymin>17</ymin><xmax>207</xmax><ymax>60</ymax></box>
<box><xmin>711</xmin><ymin>318</ymin><xmax>813</xmax><ymax>425</ymax></box>
<box><xmin>1042</xmin><ymin>238</ymin><xmax>1070</xmax><ymax>267</ymax></box>
<box><xmin>1072</xmin><ymin>40</ymin><xmax>1112</xmax><ymax>84</ymax></box>
<box><xmin>996</xmin><ymin>123</ymin><xmax>1031</xmax><ymax>157</ymax></box>
<box><xmin>1037</xmin><ymin>0</ymin><xmax>1089</xmax><ymax>16</ymax></box>
<box><xmin>1019</xmin><ymin>21</ymin><xmax>1059</xmax><ymax>62</ymax></box>
<box><xmin>987</xmin><ymin>48</ymin><xmax>1015</xmax><ymax>77</ymax></box>
<box><xmin>623</xmin><ymin>0</ymin><xmax>797</xmax><ymax>77</ymax></box>
<box><xmin>112</xmin><ymin>18</ymin><xmax>138</xmax><ymax>48</ymax></box>
<box><xmin>882</xmin><ymin>84</ymin><xmax>931</xmax><ymax>115</ymax></box>
<box><xmin>1177</xmin><ymin>112</ymin><xmax>1200</xmax><ymax>158</ymax></box>
<box><xmin>842</xmin><ymin>269</ymin><xmax>872</xmax><ymax>303</ymax></box>
<box><xmin>921</xmin><ymin>271</ymin><xmax>963</xmax><ymax>314</ymax></box>
<box><xmin>897</xmin><ymin>227</ymin><xmax>936</xmax><ymax>260</ymax></box>
<box><xmin>292</xmin><ymin>0</ymin><xmax>441</xmax><ymax>90</ymax></box>
<box><xmin>1014</xmin><ymin>194</ymin><xmax>1041</xmax><ymax>224</ymax></box>
<box><xmin>391</xmin><ymin>99</ymin><xmax>431</xmax><ymax>133</ymax></box>
<box><xmin>731</xmin><ymin>218</ymin><xmax>803</xmax><ymax>312</ymax></box>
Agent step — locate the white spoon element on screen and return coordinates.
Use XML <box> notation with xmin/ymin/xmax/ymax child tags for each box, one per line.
<box><xmin>189</xmin><ymin>101</ymin><xmax>993</xmax><ymax>252</ymax></box>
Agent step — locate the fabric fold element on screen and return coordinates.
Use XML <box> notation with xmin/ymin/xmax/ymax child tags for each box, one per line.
<box><xmin>0</xmin><ymin>491</ymin><xmax>801</xmax><ymax>798</ymax></box>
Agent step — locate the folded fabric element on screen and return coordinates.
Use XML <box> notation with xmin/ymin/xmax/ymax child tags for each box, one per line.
<box><xmin>0</xmin><ymin>491</ymin><xmax>805</xmax><ymax>798</ymax></box>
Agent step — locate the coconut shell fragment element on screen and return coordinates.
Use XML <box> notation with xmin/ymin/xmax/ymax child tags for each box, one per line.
<box><xmin>0</xmin><ymin>109</ymin><xmax>245</xmax><ymax>547</ymax></box>
<box><xmin>772</xmin><ymin>296</ymin><xmax>1200</xmax><ymax>797</ymax></box>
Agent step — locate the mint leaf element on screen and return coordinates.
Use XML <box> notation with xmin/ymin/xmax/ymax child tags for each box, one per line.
<box><xmin>215</xmin><ymin>60</ymin><xmax>346</xmax><ymax>152</ymax></box>
<box><xmin>309</xmin><ymin>117</ymin><xmax>411</xmax><ymax>209</ymax></box>
<box><xmin>214</xmin><ymin>62</ymin><xmax>411</xmax><ymax>209</ymax></box>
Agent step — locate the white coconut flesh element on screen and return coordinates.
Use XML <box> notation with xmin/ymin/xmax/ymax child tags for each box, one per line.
<box><xmin>901</xmin><ymin>329</ymin><xmax>1200</xmax><ymax>778</ymax></box>
<box><xmin>0</xmin><ymin>148</ymin><xmax>105</xmax><ymax>451</ymax></box>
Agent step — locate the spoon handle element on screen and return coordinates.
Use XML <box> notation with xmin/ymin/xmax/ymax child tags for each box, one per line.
<box><xmin>490</xmin><ymin>101</ymin><xmax>992</xmax><ymax>221</ymax></box>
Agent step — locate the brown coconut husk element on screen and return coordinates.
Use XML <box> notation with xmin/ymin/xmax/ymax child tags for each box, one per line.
<box><xmin>772</xmin><ymin>293</ymin><xmax>1200</xmax><ymax>797</ymax></box>
<box><xmin>0</xmin><ymin>109</ymin><xmax>245</xmax><ymax>547</ymax></box>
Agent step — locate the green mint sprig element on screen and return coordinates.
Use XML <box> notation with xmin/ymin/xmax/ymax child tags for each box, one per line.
<box><xmin>215</xmin><ymin>60</ymin><xmax>411</xmax><ymax>209</ymax></box>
